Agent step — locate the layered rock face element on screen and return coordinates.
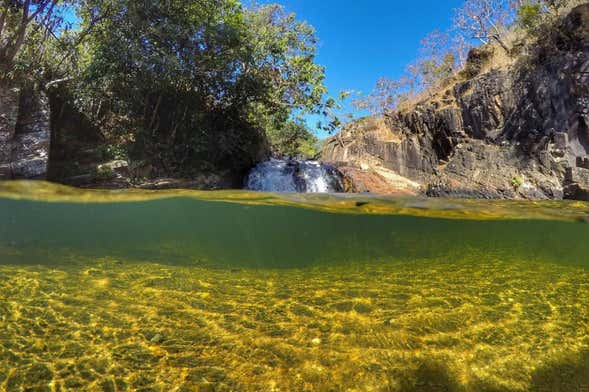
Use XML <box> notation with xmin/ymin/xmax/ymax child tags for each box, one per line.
<box><xmin>0</xmin><ymin>84</ymin><xmax>50</xmax><ymax>180</ymax></box>
<box><xmin>323</xmin><ymin>4</ymin><xmax>589</xmax><ymax>199</ymax></box>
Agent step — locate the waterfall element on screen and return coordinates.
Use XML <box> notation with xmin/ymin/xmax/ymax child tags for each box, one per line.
<box><xmin>245</xmin><ymin>159</ymin><xmax>345</xmax><ymax>193</ymax></box>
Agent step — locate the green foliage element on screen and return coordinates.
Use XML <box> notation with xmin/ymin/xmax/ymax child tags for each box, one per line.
<box><xmin>0</xmin><ymin>1</ymin><xmax>87</xmax><ymax>83</ymax></box>
<box><xmin>267</xmin><ymin>121</ymin><xmax>319</xmax><ymax>158</ymax></box>
<box><xmin>518</xmin><ymin>3</ymin><xmax>544</xmax><ymax>29</ymax></box>
<box><xmin>511</xmin><ymin>176</ymin><xmax>524</xmax><ymax>190</ymax></box>
<box><xmin>69</xmin><ymin>0</ymin><xmax>327</xmax><ymax>173</ymax></box>
<box><xmin>316</xmin><ymin>90</ymin><xmax>358</xmax><ymax>133</ymax></box>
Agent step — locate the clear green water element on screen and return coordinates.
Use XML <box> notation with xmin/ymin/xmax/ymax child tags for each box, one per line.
<box><xmin>1</xmin><ymin>181</ymin><xmax>589</xmax><ymax>391</ymax></box>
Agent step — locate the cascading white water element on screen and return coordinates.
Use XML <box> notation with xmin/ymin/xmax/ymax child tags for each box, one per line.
<box><xmin>245</xmin><ymin>159</ymin><xmax>298</xmax><ymax>192</ymax></box>
<box><xmin>245</xmin><ymin>159</ymin><xmax>344</xmax><ymax>193</ymax></box>
<box><xmin>297</xmin><ymin>161</ymin><xmax>335</xmax><ymax>193</ymax></box>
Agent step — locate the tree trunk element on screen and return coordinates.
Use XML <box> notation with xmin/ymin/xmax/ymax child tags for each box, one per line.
<box><xmin>0</xmin><ymin>6</ymin><xmax>7</xmax><ymax>38</ymax></box>
<box><xmin>3</xmin><ymin>0</ymin><xmax>31</xmax><ymax>65</ymax></box>
<box><xmin>149</xmin><ymin>95</ymin><xmax>162</xmax><ymax>134</ymax></box>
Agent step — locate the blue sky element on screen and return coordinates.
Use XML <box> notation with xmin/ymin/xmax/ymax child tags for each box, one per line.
<box><xmin>259</xmin><ymin>0</ymin><xmax>465</xmax><ymax>137</ymax></box>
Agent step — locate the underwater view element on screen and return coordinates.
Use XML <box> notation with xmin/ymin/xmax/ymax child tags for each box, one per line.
<box><xmin>0</xmin><ymin>181</ymin><xmax>588</xmax><ymax>391</ymax></box>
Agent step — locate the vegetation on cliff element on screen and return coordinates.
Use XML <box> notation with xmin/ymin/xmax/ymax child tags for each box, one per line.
<box><xmin>0</xmin><ymin>0</ymin><xmax>328</xmax><ymax>179</ymax></box>
<box><xmin>354</xmin><ymin>0</ymin><xmax>585</xmax><ymax>115</ymax></box>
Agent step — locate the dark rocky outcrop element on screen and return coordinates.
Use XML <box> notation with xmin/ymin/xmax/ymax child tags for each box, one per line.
<box><xmin>322</xmin><ymin>4</ymin><xmax>589</xmax><ymax>200</ymax></box>
<box><xmin>0</xmin><ymin>84</ymin><xmax>50</xmax><ymax>180</ymax></box>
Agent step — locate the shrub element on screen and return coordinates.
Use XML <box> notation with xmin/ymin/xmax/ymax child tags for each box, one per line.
<box><xmin>518</xmin><ymin>3</ymin><xmax>544</xmax><ymax>30</ymax></box>
<box><xmin>511</xmin><ymin>176</ymin><xmax>524</xmax><ymax>190</ymax></box>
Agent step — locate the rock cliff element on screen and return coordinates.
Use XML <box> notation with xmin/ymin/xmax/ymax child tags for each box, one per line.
<box><xmin>322</xmin><ymin>4</ymin><xmax>589</xmax><ymax>199</ymax></box>
<box><xmin>0</xmin><ymin>84</ymin><xmax>50</xmax><ymax>180</ymax></box>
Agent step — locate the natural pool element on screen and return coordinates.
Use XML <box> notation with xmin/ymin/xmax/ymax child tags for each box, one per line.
<box><xmin>0</xmin><ymin>181</ymin><xmax>589</xmax><ymax>391</ymax></box>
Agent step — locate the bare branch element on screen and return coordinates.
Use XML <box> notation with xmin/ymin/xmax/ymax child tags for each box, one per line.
<box><xmin>453</xmin><ymin>0</ymin><xmax>512</xmax><ymax>51</ymax></box>
<box><xmin>45</xmin><ymin>76</ymin><xmax>74</xmax><ymax>89</ymax></box>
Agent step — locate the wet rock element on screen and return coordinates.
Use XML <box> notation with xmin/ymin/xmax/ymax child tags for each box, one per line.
<box><xmin>336</xmin><ymin>164</ymin><xmax>421</xmax><ymax>195</ymax></box>
<box><xmin>577</xmin><ymin>156</ymin><xmax>589</xmax><ymax>170</ymax></box>
<box><xmin>6</xmin><ymin>370</ymin><xmax>24</xmax><ymax>390</ymax></box>
<box><xmin>290</xmin><ymin>303</ymin><xmax>315</xmax><ymax>317</ymax></box>
<box><xmin>129</xmin><ymin>373</ymin><xmax>157</xmax><ymax>390</ymax></box>
<box><xmin>178</xmin><ymin>382</ymin><xmax>211</xmax><ymax>392</ymax></box>
<box><xmin>353</xmin><ymin>302</ymin><xmax>373</xmax><ymax>314</ymax></box>
<box><xmin>564</xmin><ymin>167</ymin><xmax>589</xmax><ymax>200</ymax></box>
<box><xmin>1</xmin><ymin>253</ymin><xmax>589</xmax><ymax>390</ymax></box>
<box><xmin>564</xmin><ymin>182</ymin><xmax>589</xmax><ymax>201</ymax></box>
<box><xmin>112</xmin><ymin>344</ymin><xmax>161</xmax><ymax>369</ymax></box>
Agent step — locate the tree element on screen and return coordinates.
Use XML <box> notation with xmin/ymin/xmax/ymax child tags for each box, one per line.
<box><xmin>0</xmin><ymin>0</ymin><xmax>69</xmax><ymax>76</ymax></box>
<box><xmin>354</xmin><ymin>0</ymin><xmax>577</xmax><ymax>120</ymax></box>
<box><xmin>419</xmin><ymin>53</ymin><xmax>456</xmax><ymax>89</ymax></box>
<box><xmin>315</xmin><ymin>90</ymin><xmax>356</xmax><ymax>134</ymax></box>
<box><xmin>353</xmin><ymin>77</ymin><xmax>403</xmax><ymax>115</ymax></box>
<box><xmin>451</xmin><ymin>34</ymin><xmax>471</xmax><ymax>68</ymax></box>
<box><xmin>242</xmin><ymin>5</ymin><xmax>326</xmax><ymax>117</ymax></box>
<box><xmin>355</xmin><ymin>30</ymin><xmax>461</xmax><ymax>116</ymax></box>
<box><xmin>0</xmin><ymin>0</ymin><xmax>107</xmax><ymax>86</ymax></box>
<box><xmin>453</xmin><ymin>0</ymin><xmax>513</xmax><ymax>52</ymax></box>
<box><xmin>517</xmin><ymin>2</ymin><xmax>544</xmax><ymax>29</ymax></box>
<box><xmin>415</xmin><ymin>31</ymin><xmax>458</xmax><ymax>89</ymax></box>
<box><xmin>71</xmin><ymin>0</ymin><xmax>327</xmax><ymax>173</ymax></box>
<box><xmin>266</xmin><ymin>120</ymin><xmax>318</xmax><ymax>158</ymax></box>
<box><xmin>420</xmin><ymin>29</ymin><xmax>450</xmax><ymax>61</ymax></box>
